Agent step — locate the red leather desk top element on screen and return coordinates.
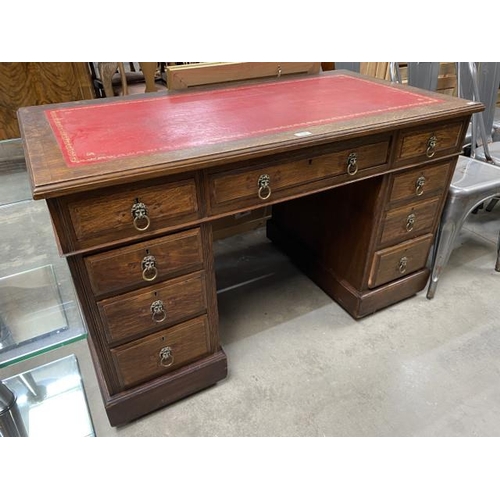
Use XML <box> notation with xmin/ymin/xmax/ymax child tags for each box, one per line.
<box><xmin>45</xmin><ymin>74</ymin><xmax>441</xmax><ymax>167</ymax></box>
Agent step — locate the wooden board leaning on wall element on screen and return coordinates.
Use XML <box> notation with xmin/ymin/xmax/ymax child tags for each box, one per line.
<box><xmin>0</xmin><ymin>63</ymin><xmax>94</xmax><ymax>141</ymax></box>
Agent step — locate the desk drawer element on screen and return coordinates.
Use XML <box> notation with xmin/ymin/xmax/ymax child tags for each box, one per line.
<box><xmin>394</xmin><ymin>120</ymin><xmax>464</xmax><ymax>164</ymax></box>
<box><xmin>111</xmin><ymin>315</ymin><xmax>210</xmax><ymax>390</ymax></box>
<box><xmin>388</xmin><ymin>160</ymin><xmax>454</xmax><ymax>205</ymax></box>
<box><xmin>85</xmin><ymin>228</ymin><xmax>204</xmax><ymax>297</ymax></box>
<box><xmin>67</xmin><ymin>177</ymin><xmax>199</xmax><ymax>247</ymax></box>
<box><xmin>379</xmin><ymin>196</ymin><xmax>441</xmax><ymax>247</ymax></box>
<box><xmin>98</xmin><ymin>271</ymin><xmax>207</xmax><ymax>345</ymax></box>
<box><xmin>209</xmin><ymin>139</ymin><xmax>390</xmax><ymax>210</ymax></box>
<box><xmin>368</xmin><ymin>234</ymin><xmax>433</xmax><ymax>288</ymax></box>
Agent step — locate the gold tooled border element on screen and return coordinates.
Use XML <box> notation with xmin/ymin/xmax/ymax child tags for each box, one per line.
<box><xmin>46</xmin><ymin>74</ymin><xmax>441</xmax><ymax>167</ymax></box>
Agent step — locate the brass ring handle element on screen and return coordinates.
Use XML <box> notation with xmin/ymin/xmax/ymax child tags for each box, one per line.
<box><xmin>131</xmin><ymin>202</ymin><xmax>151</xmax><ymax>232</ymax></box>
<box><xmin>133</xmin><ymin>214</ymin><xmax>151</xmax><ymax>231</ymax></box>
<box><xmin>347</xmin><ymin>152</ymin><xmax>358</xmax><ymax>176</ymax></box>
<box><xmin>257</xmin><ymin>174</ymin><xmax>271</xmax><ymax>200</ymax></box>
<box><xmin>426</xmin><ymin>135</ymin><xmax>437</xmax><ymax>158</ymax></box>
<box><xmin>142</xmin><ymin>266</ymin><xmax>158</xmax><ymax>282</ymax></box>
<box><xmin>141</xmin><ymin>255</ymin><xmax>158</xmax><ymax>282</ymax></box>
<box><xmin>159</xmin><ymin>347</ymin><xmax>174</xmax><ymax>367</ymax></box>
<box><xmin>151</xmin><ymin>300</ymin><xmax>167</xmax><ymax>323</ymax></box>
<box><xmin>406</xmin><ymin>213</ymin><xmax>416</xmax><ymax>232</ymax></box>
<box><xmin>399</xmin><ymin>256</ymin><xmax>408</xmax><ymax>274</ymax></box>
<box><xmin>415</xmin><ymin>176</ymin><xmax>426</xmax><ymax>196</ymax></box>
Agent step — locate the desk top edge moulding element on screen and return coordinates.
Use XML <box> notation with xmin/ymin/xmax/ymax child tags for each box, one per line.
<box><xmin>17</xmin><ymin>70</ymin><xmax>482</xmax><ymax>426</ymax></box>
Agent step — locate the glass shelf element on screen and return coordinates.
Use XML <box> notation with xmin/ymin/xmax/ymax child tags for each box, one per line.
<box><xmin>2</xmin><ymin>354</ymin><xmax>95</xmax><ymax>437</ymax></box>
<box><xmin>0</xmin><ymin>162</ymin><xmax>87</xmax><ymax>368</ymax></box>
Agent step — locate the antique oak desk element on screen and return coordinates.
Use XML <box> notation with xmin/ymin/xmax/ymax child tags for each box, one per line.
<box><xmin>18</xmin><ymin>71</ymin><xmax>481</xmax><ymax>426</ymax></box>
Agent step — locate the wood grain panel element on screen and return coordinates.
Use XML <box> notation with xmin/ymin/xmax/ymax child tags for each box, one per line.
<box><xmin>111</xmin><ymin>315</ymin><xmax>210</xmax><ymax>389</ymax></box>
<box><xmin>0</xmin><ymin>62</ymin><xmax>93</xmax><ymax>140</ymax></box>
<box><xmin>0</xmin><ymin>63</ymin><xmax>38</xmax><ymax>140</ymax></box>
<box><xmin>369</xmin><ymin>234</ymin><xmax>433</xmax><ymax>288</ymax></box>
<box><xmin>379</xmin><ymin>196</ymin><xmax>441</xmax><ymax>247</ymax></box>
<box><xmin>98</xmin><ymin>271</ymin><xmax>207</xmax><ymax>345</ymax></box>
<box><xmin>85</xmin><ymin>228</ymin><xmax>203</xmax><ymax>297</ymax></box>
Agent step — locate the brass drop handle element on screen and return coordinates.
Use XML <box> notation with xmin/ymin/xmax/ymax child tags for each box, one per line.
<box><xmin>141</xmin><ymin>255</ymin><xmax>158</xmax><ymax>282</ymax></box>
<box><xmin>399</xmin><ymin>256</ymin><xmax>408</xmax><ymax>274</ymax></box>
<box><xmin>347</xmin><ymin>152</ymin><xmax>358</xmax><ymax>176</ymax></box>
<box><xmin>426</xmin><ymin>135</ymin><xmax>437</xmax><ymax>158</ymax></box>
<box><xmin>159</xmin><ymin>346</ymin><xmax>174</xmax><ymax>367</ymax></box>
<box><xmin>131</xmin><ymin>201</ymin><xmax>151</xmax><ymax>231</ymax></box>
<box><xmin>415</xmin><ymin>176</ymin><xmax>426</xmax><ymax>196</ymax></box>
<box><xmin>257</xmin><ymin>174</ymin><xmax>271</xmax><ymax>200</ymax></box>
<box><xmin>406</xmin><ymin>213</ymin><xmax>416</xmax><ymax>232</ymax></box>
<box><xmin>151</xmin><ymin>299</ymin><xmax>167</xmax><ymax>323</ymax></box>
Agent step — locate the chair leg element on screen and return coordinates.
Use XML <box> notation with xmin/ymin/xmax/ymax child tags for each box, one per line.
<box><xmin>427</xmin><ymin>198</ymin><xmax>471</xmax><ymax>299</ymax></box>
<box><xmin>97</xmin><ymin>62</ymin><xmax>119</xmax><ymax>98</ymax></box>
<box><xmin>496</xmin><ymin>229</ymin><xmax>500</xmax><ymax>272</ymax></box>
<box><xmin>139</xmin><ymin>62</ymin><xmax>158</xmax><ymax>93</ymax></box>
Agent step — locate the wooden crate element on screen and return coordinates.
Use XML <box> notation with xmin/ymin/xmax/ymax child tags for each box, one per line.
<box><xmin>166</xmin><ymin>62</ymin><xmax>321</xmax><ymax>90</ymax></box>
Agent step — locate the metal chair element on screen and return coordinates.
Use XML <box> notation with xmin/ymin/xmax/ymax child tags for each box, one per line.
<box><xmin>426</xmin><ymin>62</ymin><xmax>500</xmax><ymax>299</ymax></box>
<box><xmin>389</xmin><ymin>62</ymin><xmax>440</xmax><ymax>89</ymax></box>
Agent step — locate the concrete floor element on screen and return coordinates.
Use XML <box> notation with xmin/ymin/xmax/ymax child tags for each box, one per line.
<box><xmin>2</xmin><ymin>155</ymin><xmax>500</xmax><ymax>436</ymax></box>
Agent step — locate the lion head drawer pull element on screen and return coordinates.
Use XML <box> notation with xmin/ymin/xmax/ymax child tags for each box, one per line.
<box><xmin>257</xmin><ymin>174</ymin><xmax>272</xmax><ymax>200</ymax></box>
<box><xmin>415</xmin><ymin>176</ymin><xmax>426</xmax><ymax>196</ymax></box>
<box><xmin>426</xmin><ymin>135</ymin><xmax>437</xmax><ymax>158</ymax></box>
<box><xmin>159</xmin><ymin>346</ymin><xmax>174</xmax><ymax>367</ymax></box>
<box><xmin>131</xmin><ymin>201</ymin><xmax>151</xmax><ymax>232</ymax></box>
<box><xmin>398</xmin><ymin>256</ymin><xmax>408</xmax><ymax>274</ymax></box>
<box><xmin>141</xmin><ymin>255</ymin><xmax>158</xmax><ymax>282</ymax></box>
<box><xmin>347</xmin><ymin>152</ymin><xmax>358</xmax><ymax>176</ymax></box>
<box><xmin>151</xmin><ymin>299</ymin><xmax>167</xmax><ymax>323</ymax></box>
<box><xmin>406</xmin><ymin>213</ymin><xmax>416</xmax><ymax>232</ymax></box>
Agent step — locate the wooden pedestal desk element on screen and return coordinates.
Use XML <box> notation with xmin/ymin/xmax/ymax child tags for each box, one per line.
<box><xmin>17</xmin><ymin>71</ymin><xmax>482</xmax><ymax>426</ymax></box>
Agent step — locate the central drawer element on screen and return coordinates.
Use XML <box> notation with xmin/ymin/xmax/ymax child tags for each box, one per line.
<box><xmin>208</xmin><ymin>137</ymin><xmax>390</xmax><ymax>212</ymax></box>
<box><xmin>85</xmin><ymin>228</ymin><xmax>204</xmax><ymax>297</ymax></box>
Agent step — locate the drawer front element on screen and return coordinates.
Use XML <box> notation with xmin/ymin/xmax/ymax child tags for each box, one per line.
<box><xmin>98</xmin><ymin>271</ymin><xmax>207</xmax><ymax>344</ymax></box>
<box><xmin>85</xmin><ymin>228</ymin><xmax>204</xmax><ymax>297</ymax></box>
<box><xmin>111</xmin><ymin>315</ymin><xmax>210</xmax><ymax>389</ymax></box>
<box><xmin>388</xmin><ymin>160</ymin><xmax>454</xmax><ymax>205</ymax></box>
<box><xmin>67</xmin><ymin>178</ymin><xmax>199</xmax><ymax>246</ymax></box>
<box><xmin>379</xmin><ymin>196</ymin><xmax>441</xmax><ymax>247</ymax></box>
<box><xmin>395</xmin><ymin>120</ymin><xmax>464</xmax><ymax>164</ymax></box>
<box><xmin>368</xmin><ymin>234</ymin><xmax>433</xmax><ymax>288</ymax></box>
<box><xmin>209</xmin><ymin>139</ymin><xmax>390</xmax><ymax>209</ymax></box>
